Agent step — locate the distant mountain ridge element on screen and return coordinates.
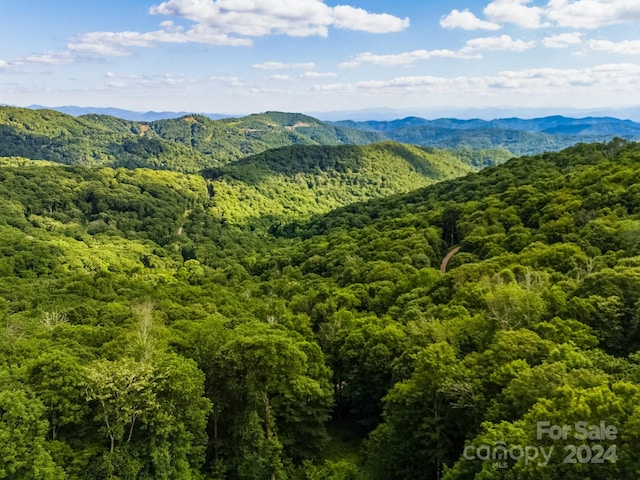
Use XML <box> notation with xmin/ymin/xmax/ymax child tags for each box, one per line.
<box><xmin>331</xmin><ymin>115</ymin><xmax>640</xmax><ymax>133</ymax></box>
<box><xmin>26</xmin><ymin>104</ymin><xmax>640</xmax><ymax>135</ymax></box>
<box><xmin>28</xmin><ymin>104</ymin><xmax>230</xmax><ymax>122</ymax></box>
<box><xmin>329</xmin><ymin>115</ymin><xmax>640</xmax><ymax>156</ymax></box>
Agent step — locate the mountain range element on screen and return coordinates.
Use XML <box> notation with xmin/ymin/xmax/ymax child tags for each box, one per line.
<box><xmin>27</xmin><ymin>104</ymin><xmax>230</xmax><ymax>122</ymax></box>
<box><xmin>2</xmin><ymin>106</ymin><xmax>640</xmax><ymax>175</ymax></box>
<box><xmin>24</xmin><ymin>103</ymin><xmax>640</xmax><ymax>122</ymax></box>
<box><xmin>329</xmin><ymin>115</ymin><xmax>640</xmax><ymax>155</ymax></box>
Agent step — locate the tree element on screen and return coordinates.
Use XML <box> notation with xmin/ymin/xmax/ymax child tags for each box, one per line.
<box><xmin>83</xmin><ymin>353</ymin><xmax>210</xmax><ymax>479</ymax></box>
<box><xmin>27</xmin><ymin>349</ymin><xmax>89</xmax><ymax>441</ymax></box>
<box><xmin>366</xmin><ymin>343</ymin><xmax>476</xmax><ymax>480</ymax></box>
<box><xmin>84</xmin><ymin>357</ymin><xmax>157</xmax><ymax>455</ymax></box>
<box><xmin>0</xmin><ymin>388</ymin><xmax>65</xmax><ymax>479</ymax></box>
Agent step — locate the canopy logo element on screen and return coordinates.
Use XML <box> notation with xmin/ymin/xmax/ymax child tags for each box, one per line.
<box><xmin>463</xmin><ymin>420</ymin><xmax>618</xmax><ymax>469</ymax></box>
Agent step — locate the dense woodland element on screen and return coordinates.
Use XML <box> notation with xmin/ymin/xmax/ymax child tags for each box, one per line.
<box><xmin>0</xmin><ymin>108</ymin><xmax>386</xmax><ymax>172</ymax></box>
<box><xmin>3</xmin><ymin>107</ymin><xmax>636</xmax><ymax>173</ymax></box>
<box><xmin>0</xmin><ymin>107</ymin><xmax>639</xmax><ymax>480</ymax></box>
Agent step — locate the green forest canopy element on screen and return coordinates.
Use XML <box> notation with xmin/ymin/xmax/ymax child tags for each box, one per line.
<box><xmin>0</xmin><ymin>138</ymin><xmax>639</xmax><ymax>479</ymax></box>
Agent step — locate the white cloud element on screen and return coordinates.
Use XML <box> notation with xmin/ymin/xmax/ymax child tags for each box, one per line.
<box><xmin>18</xmin><ymin>51</ymin><xmax>76</xmax><ymax>65</ymax></box>
<box><xmin>0</xmin><ymin>59</ymin><xmax>10</xmax><ymax>69</ymax></box>
<box><xmin>332</xmin><ymin>5</ymin><xmax>409</xmax><ymax>33</ymax></box>
<box><xmin>68</xmin><ymin>32</ymin><xmax>152</xmax><ymax>57</ymax></box>
<box><xmin>67</xmin><ymin>26</ymin><xmax>250</xmax><ymax>58</ymax></box>
<box><xmin>589</xmin><ymin>39</ymin><xmax>640</xmax><ymax>55</ymax></box>
<box><xmin>546</xmin><ymin>0</ymin><xmax>640</xmax><ymax>29</ymax></box>
<box><xmin>14</xmin><ymin>0</ymin><xmax>406</xmax><ymax>68</ymax></box>
<box><xmin>316</xmin><ymin>76</ymin><xmax>458</xmax><ymax>94</ymax></box>
<box><xmin>442</xmin><ymin>0</ymin><xmax>640</xmax><ymax>32</ymax></box>
<box><xmin>300</xmin><ymin>71</ymin><xmax>337</xmax><ymax>78</ymax></box>
<box><xmin>463</xmin><ymin>34</ymin><xmax>536</xmax><ymax>52</ymax></box>
<box><xmin>107</xmin><ymin>81</ymin><xmax>128</xmax><ymax>89</ymax></box>
<box><xmin>104</xmin><ymin>72</ymin><xmax>142</xmax><ymax>80</ymax></box>
<box><xmin>253</xmin><ymin>62</ymin><xmax>316</xmax><ymax>70</ymax></box>
<box><xmin>440</xmin><ymin>9</ymin><xmax>501</xmax><ymax>30</ymax></box>
<box><xmin>104</xmin><ymin>73</ymin><xmax>196</xmax><ymax>90</ymax></box>
<box><xmin>159</xmin><ymin>20</ymin><xmax>182</xmax><ymax>31</ymax></box>
<box><xmin>150</xmin><ymin>0</ymin><xmax>332</xmax><ymax>36</ymax></box>
<box><xmin>340</xmin><ymin>49</ymin><xmax>480</xmax><ymax>68</ymax></box>
<box><xmin>209</xmin><ymin>75</ymin><xmax>244</xmax><ymax>87</ymax></box>
<box><xmin>484</xmin><ymin>0</ymin><xmax>548</xmax><ymax>28</ymax></box>
<box><xmin>150</xmin><ymin>0</ymin><xmax>409</xmax><ymax>36</ymax></box>
<box><xmin>543</xmin><ymin>32</ymin><xmax>583</xmax><ymax>48</ymax></box>
<box><xmin>313</xmin><ymin>63</ymin><xmax>640</xmax><ymax>99</ymax></box>
<box><xmin>245</xmin><ymin>87</ymin><xmax>286</xmax><ymax>96</ymax></box>
<box><xmin>487</xmin><ymin>63</ymin><xmax>640</xmax><ymax>90</ymax></box>
<box><xmin>266</xmin><ymin>74</ymin><xmax>291</xmax><ymax>81</ymax></box>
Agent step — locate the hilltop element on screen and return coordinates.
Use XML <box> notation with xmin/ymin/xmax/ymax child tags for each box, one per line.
<box><xmin>202</xmin><ymin>142</ymin><xmax>473</xmax><ymax>224</ymax></box>
<box><xmin>0</xmin><ymin>107</ymin><xmax>385</xmax><ymax>172</ymax></box>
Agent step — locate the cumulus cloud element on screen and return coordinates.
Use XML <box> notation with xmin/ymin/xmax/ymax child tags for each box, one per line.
<box><xmin>107</xmin><ymin>81</ymin><xmax>129</xmax><ymax>89</ymax></box>
<box><xmin>332</xmin><ymin>5</ymin><xmax>409</xmax><ymax>33</ymax></box>
<box><xmin>340</xmin><ymin>49</ymin><xmax>480</xmax><ymax>68</ymax></box>
<box><xmin>300</xmin><ymin>71</ymin><xmax>337</xmax><ymax>78</ymax></box>
<box><xmin>209</xmin><ymin>75</ymin><xmax>243</xmax><ymax>85</ymax></box>
<box><xmin>313</xmin><ymin>63</ymin><xmax>640</xmax><ymax>98</ymax></box>
<box><xmin>445</xmin><ymin>0</ymin><xmax>640</xmax><ymax>31</ymax></box>
<box><xmin>253</xmin><ymin>62</ymin><xmax>316</xmax><ymax>70</ymax></box>
<box><xmin>546</xmin><ymin>0</ymin><xmax>640</xmax><ymax>29</ymax></box>
<box><xmin>462</xmin><ymin>34</ymin><xmax>536</xmax><ymax>52</ymax></box>
<box><xmin>68</xmin><ymin>26</ymin><xmax>251</xmax><ymax>58</ymax></box>
<box><xmin>488</xmin><ymin>63</ymin><xmax>640</xmax><ymax>90</ymax></box>
<box><xmin>104</xmin><ymin>72</ymin><xmax>142</xmax><ymax>79</ymax></box>
<box><xmin>266</xmin><ymin>74</ymin><xmax>291</xmax><ymax>81</ymax></box>
<box><xmin>105</xmin><ymin>72</ymin><xmax>196</xmax><ymax>90</ymax></box>
<box><xmin>589</xmin><ymin>39</ymin><xmax>640</xmax><ymax>55</ymax></box>
<box><xmin>68</xmin><ymin>32</ymin><xmax>157</xmax><ymax>57</ymax></box>
<box><xmin>150</xmin><ymin>0</ymin><xmax>409</xmax><ymax>36</ymax></box>
<box><xmin>17</xmin><ymin>51</ymin><xmax>76</xmax><ymax>65</ymax></box>
<box><xmin>340</xmin><ymin>37</ymin><xmax>539</xmax><ymax>69</ymax></box>
<box><xmin>440</xmin><ymin>9</ymin><xmax>501</xmax><ymax>30</ymax></box>
<box><xmin>543</xmin><ymin>32</ymin><xmax>583</xmax><ymax>48</ymax></box>
<box><xmin>14</xmin><ymin>0</ymin><xmax>408</xmax><ymax>68</ymax></box>
<box><xmin>484</xmin><ymin>0</ymin><xmax>549</xmax><ymax>28</ymax></box>
<box><xmin>150</xmin><ymin>0</ymin><xmax>333</xmax><ymax>36</ymax></box>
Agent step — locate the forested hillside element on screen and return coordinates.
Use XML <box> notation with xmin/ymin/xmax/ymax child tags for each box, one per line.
<box><xmin>1</xmin><ymin>138</ymin><xmax>640</xmax><ymax>479</ymax></box>
<box><xmin>202</xmin><ymin>142</ymin><xmax>473</xmax><ymax>224</ymax></box>
<box><xmin>0</xmin><ymin>107</ymin><xmax>385</xmax><ymax>171</ymax></box>
<box><xmin>2</xmin><ymin>106</ymin><xmax>635</xmax><ymax>174</ymax></box>
<box><xmin>146</xmin><ymin>112</ymin><xmax>386</xmax><ymax>162</ymax></box>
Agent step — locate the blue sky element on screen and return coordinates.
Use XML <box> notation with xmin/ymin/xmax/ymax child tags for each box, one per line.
<box><xmin>2</xmin><ymin>0</ymin><xmax>640</xmax><ymax>117</ymax></box>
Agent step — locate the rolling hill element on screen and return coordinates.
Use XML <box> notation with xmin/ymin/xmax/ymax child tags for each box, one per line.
<box><xmin>0</xmin><ymin>107</ymin><xmax>385</xmax><ymax>172</ymax></box>
<box><xmin>0</xmin><ymin>141</ymin><xmax>477</xmax><ymax>235</ymax></box>
<box><xmin>143</xmin><ymin>111</ymin><xmax>386</xmax><ymax>163</ymax></box>
<box><xmin>4</xmin><ymin>106</ymin><xmax>640</xmax><ymax>176</ymax></box>
<box><xmin>201</xmin><ymin>142</ymin><xmax>474</xmax><ymax>224</ymax></box>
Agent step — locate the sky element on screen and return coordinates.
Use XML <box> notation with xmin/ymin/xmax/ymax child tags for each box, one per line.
<box><xmin>2</xmin><ymin>0</ymin><xmax>640</xmax><ymax>118</ymax></box>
